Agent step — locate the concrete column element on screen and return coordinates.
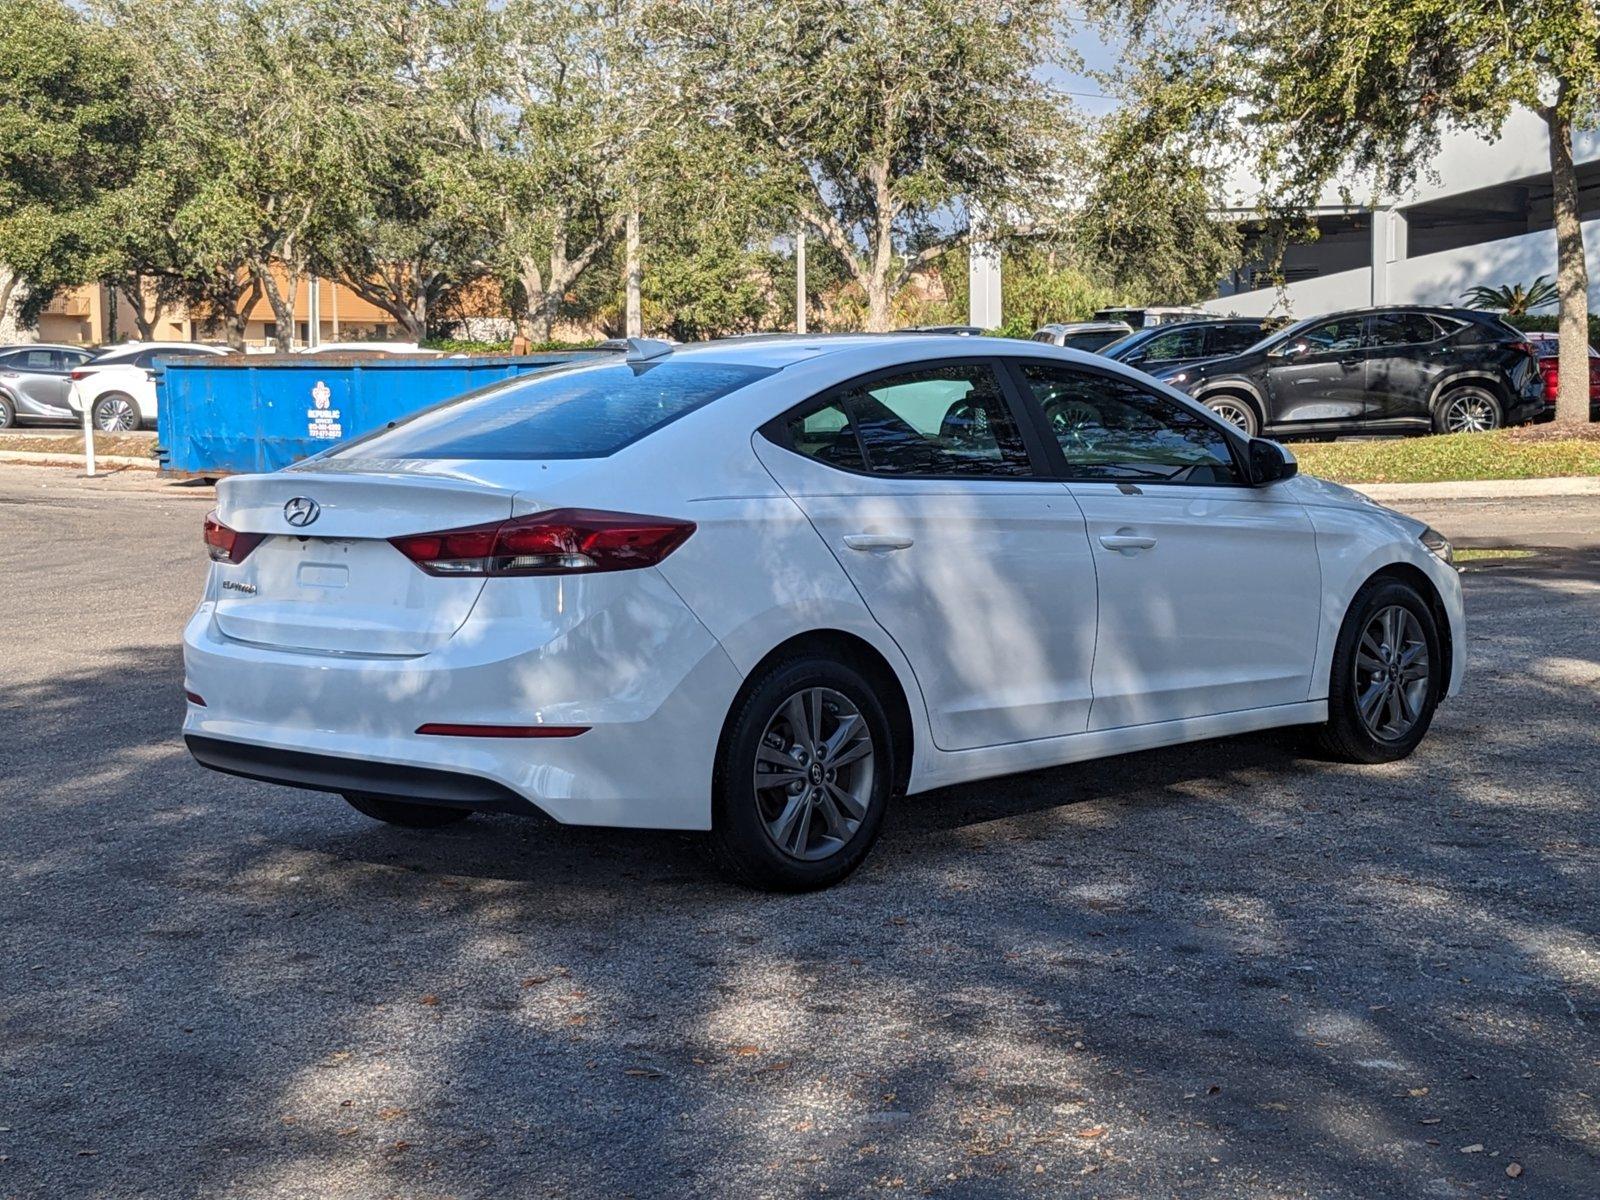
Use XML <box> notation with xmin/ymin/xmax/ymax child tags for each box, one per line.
<box><xmin>795</xmin><ymin>229</ymin><xmax>807</xmax><ymax>334</ymax></box>
<box><xmin>1370</xmin><ymin>207</ymin><xmax>1408</xmax><ymax>304</ymax></box>
<box><xmin>968</xmin><ymin>222</ymin><xmax>1002</xmax><ymax>330</ymax></box>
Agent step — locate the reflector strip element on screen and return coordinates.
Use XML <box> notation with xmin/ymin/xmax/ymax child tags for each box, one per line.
<box><xmin>185</xmin><ymin>690</ymin><xmax>206</xmax><ymax>706</ymax></box>
<box><xmin>415</xmin><ymin>723</ymin><xmax>589</xmax><ymax>738</ymax></box>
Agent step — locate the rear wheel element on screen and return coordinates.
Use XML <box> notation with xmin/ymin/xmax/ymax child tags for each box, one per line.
<box><xmin>343</xmin><ymin>792</ymin><xmax>473</xmax><ymax>828</ymax></box>
<box><xmin>708</xmin><ymin>655</ymin><xmax>893</xmax><ymax>892</ymax></box>
<box><xmin>1202</xmin><ymin>393</ymin><xmax>1259</xmax><ymax>437</ymax></box>
<box><xmin>1316</xmin><ymin>579</ymin><xmax>1443</xmax><ymax>763</ymax></box>
<box><xmin>93</xmin><ymin>392</ymin><xmax>143</xmax><ymax>433</ymax></box>
<box><xmin>1434</xmin><ymin>385</ymin><xmax>1501</xmax><ymax>434</ymax></box>
<box><xmin>0</xmin><ymin>395</ymin><xmax>14</xmax><ymax>429</ymax></box>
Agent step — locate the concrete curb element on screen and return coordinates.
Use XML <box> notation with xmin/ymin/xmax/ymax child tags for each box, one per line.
<box><xmin>1348</xmin><ymin>476</ymin><xmax>1600</xmax><ymax>502</ymax></box>
<box><xmin>0</xmin><ymin>449</ymin><xmax>157</xmax><ymax>471</ymax></box>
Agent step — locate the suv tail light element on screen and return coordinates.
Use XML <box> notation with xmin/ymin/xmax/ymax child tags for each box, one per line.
<box><xmin>390</xmin><ymin>509</ymin><xmax>696</xmax><ymax>577</ymax></box>
<box><xmin>204</xmin><ymin>511</ymin><xmax>265</xmax><ymax>564</ymax></box>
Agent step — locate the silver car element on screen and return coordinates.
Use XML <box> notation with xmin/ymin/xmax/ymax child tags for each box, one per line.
<box><xmin>0</xmin><ymin>344</ymin><xmax>95</xmax><ymax>428</ymax></box>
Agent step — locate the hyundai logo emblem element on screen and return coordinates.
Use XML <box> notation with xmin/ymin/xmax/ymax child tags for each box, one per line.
<box><xmin>283</xmin><ymin>497</ymin><xmax>321</xmax><ymax>528</ymax></box>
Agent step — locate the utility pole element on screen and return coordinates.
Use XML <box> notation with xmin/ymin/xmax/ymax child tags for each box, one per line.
<box><xmin>795</xmin><ymin>228</ymin><xmax>807</xmax><ymax>334</ymax></box>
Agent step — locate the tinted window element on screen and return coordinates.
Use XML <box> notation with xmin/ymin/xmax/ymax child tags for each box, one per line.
<box><xmin>331</xmin><ymin>360</ymin><xmax>774</xmax><ymax>461</ymax></box>
<box><xmin>1207</xmin><ymin>324</ymin><xmax>1263</xmax><ymax>355</ymax></box>
<box><xmin>1294</xmin><ymin>317</ymin><xmax>1365</xmax><ymax>353</ymax></box>
<box><xmin>1366</xmin><ymin>313</ymin><xmax>1441</xmax><ymax>348</ymax></box>
<box><xmin>1020</xmin><ymin>364</ymin><xmax>1243</xmax><ymax>485</ymax></box>
<box><xmin>1136</xmin><ymin>328</ymin><xmax>1207</xmax><ymax>363</ymax></box>
<box><xmin>790</xmin><ymin>362</ymin><xmax>1032</xmax><ymax>478</ymax></box>
<box><xmin>1060</xmin><ymin>330</ymin><xmax>1127</xmax><ymax>352</ymax></box>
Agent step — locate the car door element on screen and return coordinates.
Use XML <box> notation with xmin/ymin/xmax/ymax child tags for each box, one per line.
<box><xmin>1264</xmin><ymin>314</ymin><xmax>1372</xmax><ymax>427</ymax></box>
<box><xmin>7</xmin><ymin>348</ymin><xmax>70</xmax><ymax>411</ymax></box>
<box><xmin>1009</xmin><ymin>360</ymin><xmax>1322</xmax><ymax>731</ymax></box>
<box><xmin>753</xmin><ymin>359</ymin><xmax>1100</xmax><ymax>751</ymax></box>
<box><xmin>1363</xmin><ymin>312</ymin><xmax>1452</xmax><ymax>425</ymax></box>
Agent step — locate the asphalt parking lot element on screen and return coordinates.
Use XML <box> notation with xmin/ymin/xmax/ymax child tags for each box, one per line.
<box><xmin>2</xmin><ymin>465</ymin><xmax>1597</xmax><ymax>1199</ymax></box>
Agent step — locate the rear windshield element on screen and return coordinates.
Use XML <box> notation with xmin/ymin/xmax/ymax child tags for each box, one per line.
<box><xmin>327</xmin><ymin>360</ymin><xmax>776</xmax><ymax>461</ymax></box>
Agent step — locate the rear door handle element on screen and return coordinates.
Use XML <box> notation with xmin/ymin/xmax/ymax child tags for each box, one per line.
<box><xmin>1099</xmin><ymin>532</ymin><xmax>1157</xmax><ymax>552</ymax></box>
<box><xmin>843</xmin><ymin>533</ymin><xmax>914</xmax><ymax>552</ymax></box>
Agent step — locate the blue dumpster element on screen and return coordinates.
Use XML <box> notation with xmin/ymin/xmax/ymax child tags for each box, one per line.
<box><xmin>155</xmin><ymin>352</ymin><xmax>605</xmax><ymax>476</ymax></box>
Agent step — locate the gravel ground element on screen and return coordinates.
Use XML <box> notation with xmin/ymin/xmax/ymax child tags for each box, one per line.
<box><xmin>1</xmin><ymin>467</ymin><xmax>1597</xmax><ymax>1199</ymax></box>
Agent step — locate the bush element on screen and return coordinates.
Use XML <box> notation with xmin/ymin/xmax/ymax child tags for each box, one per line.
<box><xmin>422</xmin><ymin>337</ymin><xmax>599</xmax><ymax>354</ymax></box>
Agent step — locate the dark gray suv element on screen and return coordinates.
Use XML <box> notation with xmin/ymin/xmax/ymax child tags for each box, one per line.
<box><xmin>0</xmin><ymin>344</ymin><xmax>94</xmax><ymax>427</ymax></box>
<box><xmin>1151</xmin><ymin>307</ymin><xmax>1547</xmax><ymax>437</ymax></box>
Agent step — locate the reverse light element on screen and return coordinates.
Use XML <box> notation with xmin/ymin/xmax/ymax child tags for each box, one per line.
<box><xmin>390</xmin><ymin>509</ymin><xmax>696</xmax><ymax>577</ymax></box>
<box><xmin>1420</xmin><ymin>527</ymin><xmax>1454</xmax><ymax>566</ymax></box>
<box><xmin>203</xmin><ymin>511</ymin><xmax>266</xmax><ymax>564</ymax></box>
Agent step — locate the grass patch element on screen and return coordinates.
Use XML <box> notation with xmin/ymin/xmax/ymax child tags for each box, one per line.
<box><xmin>1452</xmin><ymin>548</ymin><xmax>1537</xmax><ymax>563</ymax></box>
<box><xmin>1286</xmin><ymin>431</ymin><xmax>1600</xmax><ymax>484</ymax></box>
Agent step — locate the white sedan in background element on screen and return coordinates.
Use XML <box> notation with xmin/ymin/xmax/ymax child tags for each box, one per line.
<box><xmin>183</xmin><ymin>335</ymin><xmax>1463</xmax><ymax>891</ymax></box>
<box><xmin>69</xmin><ymin>342</ymin><xmax>229</xmax><ymax>431</ymax></box>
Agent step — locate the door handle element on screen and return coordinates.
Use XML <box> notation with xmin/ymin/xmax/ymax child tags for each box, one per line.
<box><xmin>843</xmin><ymin>533</ymin><xmax>914</xmax><ymax>552</ymax></box>
<box><xmin>1099</xmin><ymin>532</ymin><xmax>1157</xmax><ymax>552</ymax></box>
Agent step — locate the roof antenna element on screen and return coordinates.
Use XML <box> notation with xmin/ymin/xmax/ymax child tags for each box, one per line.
<box><xmin>625</xmin><ymin>337</ymin><xmax>674</xmax><ymax>363</ymax></box>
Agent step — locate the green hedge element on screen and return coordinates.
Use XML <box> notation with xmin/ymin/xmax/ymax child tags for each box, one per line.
<box><xmin>421</xmin><ymin>337</ymin><xmax>600</xmax><ymax>354</ymax></box>
<box><xmin>1507</xmin><ymin>313</ymin><xmax>1600</xmax><ymax>343</ymax></box>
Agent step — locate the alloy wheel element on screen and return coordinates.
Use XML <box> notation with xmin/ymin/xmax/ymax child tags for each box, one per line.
<box><xmin>1353</xmin><ymin>605</ymin><xmax>1430</xmax><ymax>741</ymax></box>
<box><xmin>1208</xmin><ymin>398</ymin><xmax>1254</xmax><ymax>432</ymax></box>
<box><xmin>95</xmin><ymin>397</ymin><xmax>137</xmax><ymax>433</ymax></box>
<box><xmin>1442</xmin><ymin>389</ymin><xmax>1499</xmax><ymax>433</ymax></box>
<box><xmin>753</xmin><ymin>687</ymin><xmax>875</xmax><ymax>862</ymax></box>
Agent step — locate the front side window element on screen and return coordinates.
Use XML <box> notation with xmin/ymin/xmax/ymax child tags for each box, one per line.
<box><xmin>785</xmin><ymin>362</ymin><xmax>1033</xmax><ymax>478</ymax></box>
<box><xmin>1019</xmin><ymin>363</ymin><xmax>1243</xmax><ymax>485</ymax></box>
<box><xmin>329</xmin><ymin>360</ymin><xmax>775</xmax><ymax>461</ymax></box>
<box><xmin>1366</xmin><ymin>313</ymin><xmax>1441</xmax><ymax>348</ymax></box>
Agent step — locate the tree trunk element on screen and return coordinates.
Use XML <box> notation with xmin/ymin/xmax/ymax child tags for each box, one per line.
<box><xmin>517</xmin><ymin>255</ymin><xmax>555</xmax><ymax>344</ymax></box>
<box><xmin>0</xmin><ymin>267</ymin><xmax>22</xmax><ymax>342</ymax></box>
<box><xmin>1546</xmin><ymin>103</ymin><xmax>1592</xmax><ymax>427</ymax></box>
<box><xmin>256</xmin><ymin>266</ymin><xmax>300</xmax><ymax>353</ymax></box>
<box><xmin>624</xmin><ymin>207</ymin><xmax>642</xmax><ymax>338</ymax></box>
<box><xmin>117</xmin><ymin>278</ymin><xmax>158</xmax><ymax>341</ymax></box>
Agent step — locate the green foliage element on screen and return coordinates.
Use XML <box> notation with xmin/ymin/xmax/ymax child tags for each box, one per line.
<box><xmin>0</xmin><ymin>0</ymin><xmax>146</xmax><ymax>317</ymax></box>
<box><xmin>1510</xmin><ymin>312</ymin><xmax>1600</xmax><ymax>344</ymax></box>
<box><xmin>421</xmin><ymin>337</ymin><xmax>597</xmax><ymax>354</ymax></box>
<box><xmin>1462</xmin><ymin>277</ymin><xmax>1560</xmax><ymax>317</ymax></box>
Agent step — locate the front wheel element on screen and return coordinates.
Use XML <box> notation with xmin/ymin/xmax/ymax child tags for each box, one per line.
<box><xmin>0</xmin><ymin>395</ymin><xmax>15</xmax><ymax>429</ymax></box>
<box><xmin>1203</xmin><ymin>394</ymin><xmax>1259</xmax><ymax>437</ymax></box>
<box><xmin>93</xmin><ymin>392</ymin><xmax>143</xmax><ymax>433</ymax></box>
<box><xmin>1316</xmin><ymin>579</ymin><xmax>1444</xmax><ymax>764</ymax></box>
<box><xmin>708</xmin><ymin>655</ymin><xmax>893</xmax><ymax>892</ymax></box>
<box><xmin>343</xmin><ymin>793</ymin><xmax>473</xmax><ymax>828</ymax></box>
<box><xmin>1434</xmin><ymin>386</ymin><xmax>1501</xmax><ymax>434</ymax></box>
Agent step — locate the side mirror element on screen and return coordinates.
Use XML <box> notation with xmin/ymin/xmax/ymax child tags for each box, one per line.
<box><xmin>1247</xmin><ymin>438</ymin><xmax>1298</xmax><ymax>486</ymax></box>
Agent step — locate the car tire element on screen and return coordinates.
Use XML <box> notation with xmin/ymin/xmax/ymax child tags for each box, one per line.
<box><xmin>1433</xmin><ymin>385</ymin><xmax>1502</xmax><ymax>434</ymax></box>
<box><xmin>1202</xmin><ymin>393</ymin><xmax>1259</xmax><ymax>437</ymax></box>
<box><xmin>92</xmin><ymin>392</ymin><xmax>143</xmax><ymax>433</ymax></box>
<box><xmin>0</xmin><ymin>395</ymin><xmax>14</xmax><ymax>429</ymax></box>
<box><xmin>708</xmin><ymin>654</ymin><xmax>894</xmax><ymax>892</ymax></box>
<box><xmin>342</xmin><ymin>792</ymin><xmax>474</xmax><ymax>828</ymax></box>
<box><xmin>1315</xmin><ymin>578</ymin><xmax>1443</xmax><ymax>764</ymax></box>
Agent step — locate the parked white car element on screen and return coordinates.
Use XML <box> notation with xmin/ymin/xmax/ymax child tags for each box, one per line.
<box><xmin>183</xmin><ymin>335</ymin><xmax>1464</xmax><ymax>890</ymax></box>
<box><xmin>69</xmin><ymin>342</ymin><xmax>230</xmax><ymax>432</ymax></box>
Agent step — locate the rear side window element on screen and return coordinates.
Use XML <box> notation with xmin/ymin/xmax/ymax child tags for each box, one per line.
<box><xmin>1137</xmin><ymin>328</ymin><xmax>1207</xmax><ymax>363</ymax></box>
<box><xmin>785</xmin><ymin>362</ymin><xmax>1033</xmax><ymax>478</ymax></box>
<box><xmin>1366</xmin><ymin>313</ymin><xmax>1441</xmax><ymax>348</ymax></box>
<box><xmin>330</xmin><ymin>360</ymin><xmax>774</xmax><ymax>460</ymax></box>
<box><xmin>1207</xmin><ymin>325</ymin><xmax>1263</xmax><ymax>355</ymax></box>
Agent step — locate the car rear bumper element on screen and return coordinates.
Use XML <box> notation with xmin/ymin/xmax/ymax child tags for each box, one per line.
<box><xmin>181</xmin><ymin>570</ymin><xmax>744</xmax><ymax>830</ymax></box>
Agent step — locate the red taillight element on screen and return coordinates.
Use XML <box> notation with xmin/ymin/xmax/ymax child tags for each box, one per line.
<box><xmin>185</xmin><ymin>690</ymin><xmax>206</xmax><ymax>706</ymax></box>
<box><xmin>389</xmin><ymin>509</ymin><xmax>696</xmax><ymax>577</ymax></box>
<box><xmin>70</xmin><ymin>368</ymin><xmax>89</xmax><ymax>381</ymax></box>
<box><xmin>415</xmin><ymin>723</ymin><xmax>589</xmax><ymax>738</ymax></box>
<box><xmin>203</xmin><ymin>511</ymin><xmax>265</xmax><ymax>564</ymax></box>
<box><xmin>1541</xmin><ymin>358</ymin><xmax>1560</xmax><ymax>400</ymax></box>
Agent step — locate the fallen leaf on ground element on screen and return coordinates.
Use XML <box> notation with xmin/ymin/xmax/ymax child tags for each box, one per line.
<box><xmin>1076</xmin><ymin>1126</ymin><xmax>1107</xmax><ymax>1139</ymax></box>
<box><xmin>419</xmin><ymin>995</ymin><xmax>439</xmax><ymax>1007</ymax></box>
<box><xmin>376</xmin><ymin>1108</ymin><xmax>407</xmax><ymax>1121</ymax></box>
<box><xmin>732</xmin><ymin>1045</ymin><xmax>762</xmax><ymax>1057</ymax></box>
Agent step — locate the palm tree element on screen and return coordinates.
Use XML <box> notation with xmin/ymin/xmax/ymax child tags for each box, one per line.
<box><xmin>1461</xmin><ymin>276</ymin><xmax>1559</xmax><ymax>318</ymax></box>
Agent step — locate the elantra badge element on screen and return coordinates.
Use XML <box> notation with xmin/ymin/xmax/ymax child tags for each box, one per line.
<box><xmin>284</xmin><ymin>497</ymin><xmax>321</xmax><ymax>528</ymax></box>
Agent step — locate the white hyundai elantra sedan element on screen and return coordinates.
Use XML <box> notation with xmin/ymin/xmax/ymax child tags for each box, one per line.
<box><xmin>183</xmin><ymin>335</ymin><xmax>1463</xmax><ymax>890</ymax></box>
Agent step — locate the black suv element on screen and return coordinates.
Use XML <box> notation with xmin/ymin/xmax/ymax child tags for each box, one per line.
<box><xmin>1151</xmin><ymin>306</ymin><xmax>1546</xmax><ymax>437</ymax></box>
<box><xmin>1098</xmin><ymin>318</ymin><xmax>1271</xmax><ymax>373</ymax></box>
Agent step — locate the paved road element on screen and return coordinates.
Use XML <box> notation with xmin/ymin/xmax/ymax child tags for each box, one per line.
<box><xmin>2</xmin><ymin>467</ymin><xmax>1597</xmax><ymax>1199</ymax></box>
